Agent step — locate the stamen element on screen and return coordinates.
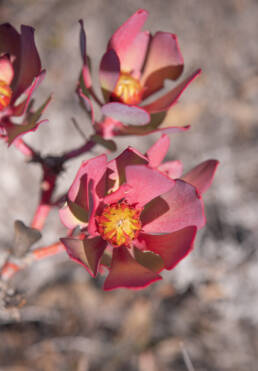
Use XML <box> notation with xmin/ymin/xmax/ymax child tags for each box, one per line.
<box><xmin>112</xmin><ymin>72</ymin><xmax>142</xmax><ymax>105</ymax></box>
<box><xmin>0</xmin><ymin>80</ymin><xmax>12</xmax><ymax>111</ymax></box>
<box><xmin>97</xmin><ymin>202</ymin><xmax>142</xmax><ymax>247</ymax></box>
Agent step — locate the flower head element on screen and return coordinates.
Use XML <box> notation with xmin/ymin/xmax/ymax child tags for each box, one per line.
<box><xmin>60</xmin><ymin>140</ymin><xmax>210</xmax><ymax>290</ymax></box>
<box><xmin>0</xmin><ymin>23</ymin><xmax>50</xmax><ymax>144</ymax></box>
<box><xmin>97</xmin><ymin>202</ymin><xmax>142</xmax><ymax>247</ymax></box>
<box><xmin>78</xmin><ymin>10</ymin><xmax>201</xmax><ymax>138</ymax></box>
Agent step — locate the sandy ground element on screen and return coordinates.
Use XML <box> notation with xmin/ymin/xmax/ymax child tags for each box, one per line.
<box><xmin>0</xmin><ymin>0</ymin><xmax>258</xmax><ymax>370</ymax></box>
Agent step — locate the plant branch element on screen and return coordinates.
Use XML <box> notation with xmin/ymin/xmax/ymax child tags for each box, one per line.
<box><xmin>61</xmin><ymin>138</ymin><xmax>96</xmax><ymax>162</ymax></box>
<box><xmin>0</xmin><ymin>241</ymin><xmax>65</xmax><ymax>282</ymax></box>
<box><xmin>14</xmin><ymin>138</ymin><xmax>38</xmax><ymax>159</ymax></box>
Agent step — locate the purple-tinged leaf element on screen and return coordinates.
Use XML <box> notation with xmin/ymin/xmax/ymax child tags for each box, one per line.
<box><xmin>102</xmin><ymin>102</ymin><xmax>150</xmax><ymax>125</ymax></box>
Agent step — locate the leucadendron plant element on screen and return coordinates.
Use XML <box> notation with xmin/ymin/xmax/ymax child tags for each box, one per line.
<box><xmin>0</xmin><ymin>9</ymin><xmax>219</xmax><ymax>293</ymax></box>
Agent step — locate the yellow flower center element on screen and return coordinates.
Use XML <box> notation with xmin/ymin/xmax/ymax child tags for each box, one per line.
<box><xmin>112</xmin><ymin>72</ymin><xmax>142</xmax><ymax>105</ymax></box>
<box><xmin>97</xmin><ymin>202</ymin><xmax>142</xmax><ymax>247</ymax></box>
<box><xmin>0</xmin><ymin>80</ymin><xmax>12</xmax><ymax>111</ymax></box>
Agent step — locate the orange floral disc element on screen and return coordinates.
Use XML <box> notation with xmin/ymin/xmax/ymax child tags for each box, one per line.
<box><xmin>97</xmin><ymin>202</ymin><xmax>142</xmax><ymax>247</ymax></box>
<box><xmin>112</xmin><ymin>72</ymin><xmax>142</xmax><ymax>105</ymax></box>
<box><xmin>0</xmin><ymin>80</ymin><xmax>12</xmax><ymax>111</ymax></box>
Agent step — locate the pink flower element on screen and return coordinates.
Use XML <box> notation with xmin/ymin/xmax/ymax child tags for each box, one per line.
<box><xmin>79</xmin><ymin>9</ymin><xmax>201</xmax><ymax>138</ymax></box>
<box><xmin>0</xmin><ymin>23</ymin><xmax>50</xmax><ymax>144</ymax></box>
<box><xmin>60</xmin><ymin>142</ymin><xmax>209</xmax><ymax>290</ymax></box>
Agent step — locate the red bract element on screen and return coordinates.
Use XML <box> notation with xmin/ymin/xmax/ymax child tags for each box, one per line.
<box><xmin>60</xmin><ymin>143</ymin><xmax>207</xmax><ymax>290</ymax></box>
<box><xmin>146</xmin><ymin>134</ymin><xmax>219</xmax><ymax>195</ymax></box>
<box><xmin>78</xmin><ymin>9</ymin><xmax>201</xmax><ymax>138</ymax></box>
<box><xmin>0</xmin><ymin>23</ymin><xmax>50</xmax><ymax>144</ymax></box>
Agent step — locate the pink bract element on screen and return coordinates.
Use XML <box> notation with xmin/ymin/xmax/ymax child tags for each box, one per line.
<box><xmin>0</xmin><ymin>23</ymin><xmax>50</xmax><ymax>144</ymax></box>
<box><xmin>78</xmin><ymin>9</ymin><xmax>201</xmax><ymax>138</ymax></box>
<box><xmin>59</xmin><ymin>139</ymin><xmax>217</xmax><ymax>290</ymax></box>
<box><xmin>146</xmin><ymin>134</ymin><xmax>219</xmax><ymax>195</ymax></box>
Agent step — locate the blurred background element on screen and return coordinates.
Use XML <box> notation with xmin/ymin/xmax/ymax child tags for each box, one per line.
<box><xmin>0</xmin><ymin>0</ymin><xmax>257</xmax><ymax>370</ymax></box>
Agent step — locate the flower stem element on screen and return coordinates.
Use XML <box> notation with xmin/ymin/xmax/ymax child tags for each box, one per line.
<box><xmin>32</xmin><ymin>241</ymin><xmax>64</xmax><ymax>260</ymax></box>
<box><xmin>31</xmin><ymin>204</ymin><xmax>51</xmax><ymax>230</ymax></box>
<box><xmin>0</xmin><ymin>241</ymin><xmax>65</xmax><ymax>282</ymax></box>
<box><xmin>61</xmin><ymin>139</ymin><xmax>96</xmax><ymax>162</ymax></box>
<box><xmin>14</xmin><ymin>137</ymin><xmax>39</xmax><ymax>159</ymax></box>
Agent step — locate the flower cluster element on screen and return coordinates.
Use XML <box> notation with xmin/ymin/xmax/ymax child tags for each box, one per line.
<box><xmin>1</xmin><ymin>9</ymin><xmax>219</xmax><ymax>291</ymax></box>
<box><xmin>58</xmin><ymin>9</ymin><xmax>219</xmax><ymax>290</ymax></box>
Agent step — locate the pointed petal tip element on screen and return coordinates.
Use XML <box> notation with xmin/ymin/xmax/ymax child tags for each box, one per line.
<box><xmin>135</xmin><ymin>8</ymin><xmax>149</xmax><ymax>17</ymax></box>
<box><xmin>182</xmin><ymin>159</ymin><xmax>220</xmax><ymax>195</ymax></box>
<box><xmin>143</xmin><ymin>68</ymin><xmax>201</xmax><ymax>114</ymax></box>
<box><xmin>61</xmin><ymin>237</ymin><xmax>107</xmax><ymax>278</ymax></box>
<box><xmin>108</xmin><ymin>8</ymin><xmax>149</xmax><ymax>68</ymax></box>
<box><xmin>60</xmin><ymin>237</ymin><xmax>92</xmax><ymax>275</ymax></box>
<box><xmin>103</xmin><ymin>246</ymin><xmax>162</xmax><ymax>291</ymax></box>
<box><xmin>146</xmin><ymin>133</ymin><xmax>170</xmax><ymax>168</ymax></box>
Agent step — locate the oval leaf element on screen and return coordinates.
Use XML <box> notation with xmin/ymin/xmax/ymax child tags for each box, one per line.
<box><xmin>102</xmin><ymin>102</ymin><xmax>150</xmax><ymax>125</ymax></box>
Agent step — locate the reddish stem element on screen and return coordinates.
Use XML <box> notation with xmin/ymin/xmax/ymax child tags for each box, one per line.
<box><xmin>1</xmin><ymin>262</ymin><xmax>20</xmax><ymax>281</ymax></box>
<box><xmin>1</xmin><ymin>241</ymin><xmax>65</xmax><ymax>281</ymax></box>
<box><xmin>89</xmin><ymin>87</ymin><xmax>103</xmax><ymax>107</ymax></box>
<box><xmin>61</xmin><ymin>139</ymin><xmax>96</xmax><ymax>162</ymax></box>
<box><xmin>32</xmin><ymin>241</ymin><xmax>64</xmax><ymax>260</ymax></box>
<box><xmin>31</xmin><ymin>204</ymin><xmax>51</xmax><ymax>230</ymax></box>
<box><xmin>14</xmin><ymin>138</ymin><xmax>37</xmax><ymax>158</ymax></box>
<box><xmin>31</xmin><ymin>162</ymin><xmax>58</xmax><ymax>230</ymax></box>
